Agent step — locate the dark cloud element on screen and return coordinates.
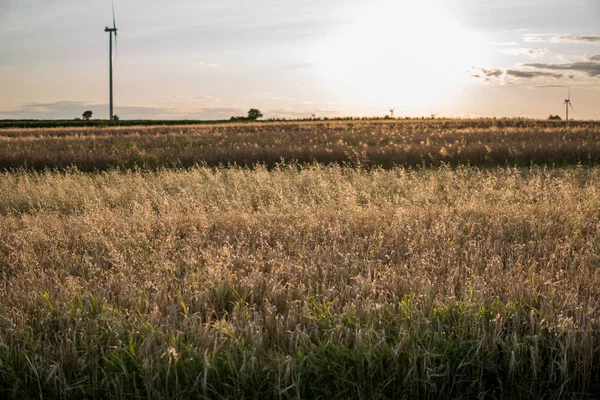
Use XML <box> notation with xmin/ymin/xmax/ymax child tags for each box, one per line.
<box><xmin>505</xmin><ymin>69</ymin><xmax>563</xmax><ymax>79</ymax></box>
<box><xmin>483</xmin><ymin>69</ymin><xmax>503</xmax><ymax>77</ymax></box>
<box><xmin>524</xmin><ymin>62</ymin><xmax>600</xmax><ymax>77</ymax></box>
<box><xmin>471</xmin><ymin>67</ymin><xmax>562</xmax><ymax>84</ymax></box>
<box><xmin>589</xmin><ymin>55</ymin><xmax>600</xmax><ymax>61</ymax></box>
<box><xmin>470</xmin><ymin>68</ymin><xmax>503</xmax><ymax>82</ymax></box>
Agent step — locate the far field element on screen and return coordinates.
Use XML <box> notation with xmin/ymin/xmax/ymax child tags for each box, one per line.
<box><xmin>1</xmin><ymin>119</ymin><xmax>599</xmax><ymax>170</ymax></box>
<box><xmin>1</xmin><ymin>120</ymin><xmax>599</xmax><ymax>399</ymax></box>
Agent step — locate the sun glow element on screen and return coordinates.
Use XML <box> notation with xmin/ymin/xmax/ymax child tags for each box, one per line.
<box><xmin>312</xmin><ymin>0</ymin><xmax>487</xmax><ymax>111</ymax></box>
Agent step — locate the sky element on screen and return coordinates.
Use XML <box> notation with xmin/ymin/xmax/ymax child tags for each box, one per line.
<box><xmin>0</xmin><ymin>0</ymin><xmax>599</xmax><ymax>120</ymax></box>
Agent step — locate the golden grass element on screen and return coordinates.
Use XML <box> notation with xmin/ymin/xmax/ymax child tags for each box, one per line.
<box><xmin>1</xmin><ymin>164</ymin><xmax>599</xmax><ymax>398</ymax></box>
<box><xmin>1</xmin><ymin>119</ymin><xmax>599</xmax><ymax>170</ymax></box>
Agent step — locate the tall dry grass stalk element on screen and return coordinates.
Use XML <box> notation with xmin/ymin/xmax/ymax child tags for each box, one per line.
<box><xmin>1</xmin><ymin>165</ymin><xmax>599</xmax><ymax>398</ymax></box>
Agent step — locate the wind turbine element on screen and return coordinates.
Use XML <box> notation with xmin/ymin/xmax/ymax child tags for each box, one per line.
<box><xmin>429</xmin><ymin>110</ymin><xmax>438</xmax><ymax>119</ymax></box>
<box><xmin>389</xmin><ymin>107</ymin><xmax>396</xmax><ymax>119</ymax></box>
<box><xmin>105</xmin><ymin>1</ymin><xmax>118</xmax><ymax>121</ymax></box>
<box><xmin>564</xmin><ymin>86</ymin><xmax>573</xmax><ymax>121</ymax></box>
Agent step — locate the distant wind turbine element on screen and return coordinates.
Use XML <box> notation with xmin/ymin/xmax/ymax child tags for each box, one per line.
<box><xmin>429</xmin><ymin>110</ymin><xmax>438</xmax><ymax>119</ymax></box>
<box><xmin>389</xmin><ymin>107</ymin><xmax>396</xmax><ymax>119</ymax></box>
<box><xmin>564</xmin><ymin>86</ymin><xmax>573</xmax><ymax>121</ymax></box>
<box><xmin>105</xmin><ymin>0</ymin><xmax>118</xmax><ymax>121</ymax></box>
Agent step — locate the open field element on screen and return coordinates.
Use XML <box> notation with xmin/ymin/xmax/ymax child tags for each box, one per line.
<box><xmin>0</xmin><ymin>117</ymin><xmax>590</xmax><ymax>130</ymax></box>
<box><xmin>1</xmin><ymin>119</ymin><xmax>600</xmax><ymax>170</ymax></box>
<box><xmin>1</xmin><ymin>165</ymin><xmax>600</xmax><ymax>398</ymax></box>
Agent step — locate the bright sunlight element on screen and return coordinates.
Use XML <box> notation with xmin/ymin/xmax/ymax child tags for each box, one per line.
<box><xmin>312</xmin><ymin>0</ymin><xmax>488</xmax><ymax>110</ymax></box>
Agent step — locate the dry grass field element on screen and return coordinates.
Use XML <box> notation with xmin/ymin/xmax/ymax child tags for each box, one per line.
<box><xmin>1</xmin><ymin>119</ymin><xmax>600</xmax><ymax>170</ymax></box>
<box><xmin>1</xmin><ymin>163</ymin><xmax>600</xmax><ymax>398</ymax></box>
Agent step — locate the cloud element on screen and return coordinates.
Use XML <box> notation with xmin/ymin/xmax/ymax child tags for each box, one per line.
<box><xmin>0</xmin><ymin>101</ymin><xmax>246</xmax><ymax>120</ymax></box>
<box><xmin>471</xmin><ymin>67</ymin><xmax>563</xmax><ymax>85</ymax></box>
<box><xmin>522</xmin><ymin>33</ymin><xmax>559</xmax><ymax>43</ymax></box>
<box><xmin>470</xmin><ymin>68</ymin><xmax>503</xmax><ymax>81</ymax></box>
<box><xmin>524</xmin><ymin>61</ymin><xmax>600</xmax><ymax>77</ymax></box>
<box><xmin>191</xmin><ymin>96</ymin><xmax>221</xmax><ymax>104</ymax></box>
<box><xmin>474</xmin><ymin>53</ymin><xmax>600</xmax><ymax>86</ymax></box>
<box><xmin>160</xmin><ymin>95</ymin><xmax>222</xmax><ymax>105</ymax></box>
<box><xmin>196</xmin><ymin>61</ymin><xmax>220</xmax><ymax>68</ymax></box>
<box><xmin>523</xmin><ymin>33</ymin><xmax>600</xmax><ymax>43</ymax></box>
<box><xmin>505</xmin><ymin>69</ymin><xmax>563</xmax><ymax>79</ymax></box>
<box><xmin>528</xmin><ymin>85</ymin><xmax>568</xmax><ymax>89</ymax></box>
<box><xmin>487</xmin><ymin>41</ymin><xmax>519</xmax><ymax>46</ymax></box>
<box><xmin>0</xmin><ymin>101</ymin><xmax>178</xmax><ymax>120</ymax></box>
<box><xmin>495</xmin><ymin>48</ymin><xmax>548</xmax><ymax>57</ymax></box>
<box><xmin>558</xmin><ymin>35</ymin><xmax>600</xmax><ymax>43</ymax></box>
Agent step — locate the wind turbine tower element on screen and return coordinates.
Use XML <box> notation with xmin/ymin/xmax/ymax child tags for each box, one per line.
<box><xmin>389</xmin><ymin>107</ymin><xmax>396</xmax><ymax>119</ymax></box>
<box><xmin>105</xmin><ymin>2</ymin><xmax>118</xmax><ymax>121</ymax></box>
<box><xmin>564</xmin><ymin>86</ymin><xmax>573</xmax><ymax>122</ymax></box>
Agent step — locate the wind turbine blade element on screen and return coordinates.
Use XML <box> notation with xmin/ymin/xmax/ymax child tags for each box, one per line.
<box><xmin>568</xmin><ymin>86</ymin><xmax>571</xmax><ymax>101</ymax></box>
<box><xmin>112</xmin><ymin>0</ymin><xmax>117</xmax><ymax>29</ymax></box>
<box><xmin>569</xmin><ymin>102</ymin><xmax>574</xmax><ymax>111</ymax></box>
<box><xmin>112</xmin><ymin>0</ymin><xmax>118</xmax><ymax>56</ymax></box>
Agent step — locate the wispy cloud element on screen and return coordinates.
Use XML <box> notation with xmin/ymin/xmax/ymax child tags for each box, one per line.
<box><xmin>470</xmin><ymin>68</ymin><xmax>504</xmax><ymax>83</ymax></box>
<box><xmin>530</xmin><ymin>85</ymin><xmax>567</xmax><ymax>88</ymax></box>
<box><xmin>522</xmin><ymin>33</ymin><xmax>560</xmax><ymax>43</ymax></box>
<box><xmin>473</xmin><ymin>53</ymin><xmax>600</xmax><ymax>86</ymax></box>
<box><xmin>524</xmin><ymin>61</ymin><xmax>600</xmax><ymax>77</ymax></box>
<box><xmin>558</xmin><ymin>35</ymin><xmax>600</xmax><ymax>43</ymax></box>
<box><xmin>505</xmin><ymin>69</ymin><xmax>563</xmax><ymax>79</ymax></box>
<box><xmin>196</xmin><ymin>61</ymin><xmax>220</xmax><ymax>68</ymax></box>
<box><xmin>488</xmin><ymin>41</ymin><xmax>519</xmax><ymax>47</ymax></box>
<box><xmin>191</xmin><ymin>96</ymin><xmax>221</xmax><ymax>104</ymax></box>
<box><xmin>471</xmin><ymin>67</ymin><xmax>563</xmax><ymax>85</ymax></box>
<box><xmin>160</xmin><ymin>95</ymin><xmax>222</xmax><ymax>105</ymax></box>
<box><xmin>0</xmin><ymin>101</ymin><xmax>246</xmax><ymax>120</ymax></box>
<box><xmin>494</xmin><ymin>48</ymin><xmax>548</xmax><ymax>57</ymax></box>
<box><xmin>0</xmin><ymin>101</ymin><xmax>176</xmax><ymax>119</ymax></box>
<box><xmin>523</xmin><ymin>33</ymin><xmax>600</xmax><ymax>43</ymax></box>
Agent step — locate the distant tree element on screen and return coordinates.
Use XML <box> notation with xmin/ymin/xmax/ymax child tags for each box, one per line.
<box><xmin>82</xmin><ymin>110</ymin><xmax>93</xmax><ymax>120</ymax></box>
<box><xmin>112</xmin><ymin>115</ymin><xmax>120</xmax><ymax>121</ymax></box>
<box><xmin>548</xmin><ymin>115</ymin><xmax>562</xmax><ymax>120</ymax></box>
<box><xmin>247</xmin><ymin>109</ymin><xmax>263</xmax><ymax>120</ymax></box>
